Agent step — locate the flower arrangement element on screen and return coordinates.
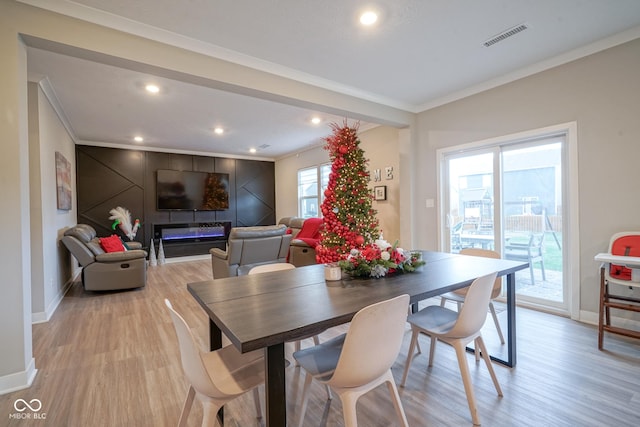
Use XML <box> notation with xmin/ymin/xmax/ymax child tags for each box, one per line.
<box><xmin>338</xmin><ymin>239</ymin><xmax>425</xmax><ymax>278</ymax></box>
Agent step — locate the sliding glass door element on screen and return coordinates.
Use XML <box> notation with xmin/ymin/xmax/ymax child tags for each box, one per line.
<box><xmin>442</xmin><ymin>134</ymin><xmax>567</xmax><ymax>311</ymax></box>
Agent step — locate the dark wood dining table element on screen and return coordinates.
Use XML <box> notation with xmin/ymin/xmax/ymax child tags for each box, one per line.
<box><xmin>187</xmin><ymin>250</ymin><xmax>528</xmax><ymax>427</ymax></box>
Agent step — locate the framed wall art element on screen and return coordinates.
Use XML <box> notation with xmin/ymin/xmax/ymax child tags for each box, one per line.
<box><xmin>374</xmin><ymin>185</ymin><xmax>387</xmax><ymax>201</ymax></box>
<box><xmin>55</xmin><ymin>151</ymin><xmax>72</xmax><ymax>210</ymax></box>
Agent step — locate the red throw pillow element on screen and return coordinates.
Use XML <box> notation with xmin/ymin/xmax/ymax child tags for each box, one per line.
<box><xmin>99</xmin><ymin>235</ymin><xmax>125</xmax><ymax>253</ymax></box>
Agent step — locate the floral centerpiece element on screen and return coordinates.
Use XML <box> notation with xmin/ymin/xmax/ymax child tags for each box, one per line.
<box><xmin>338</xmin><ymin>239</ymin><xmax>425</xmax><ymax>278</ymax></box>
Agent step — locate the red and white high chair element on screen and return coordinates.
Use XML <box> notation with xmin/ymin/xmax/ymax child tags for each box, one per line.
<box><xmin>594</xmin><ymin>232</ymin><xmax>640</xmax><ymax>349</ymax></box>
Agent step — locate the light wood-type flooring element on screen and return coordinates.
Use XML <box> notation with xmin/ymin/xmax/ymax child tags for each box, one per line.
<box><xmin>2</xmin><ymin>259</ymin><xmax>639</xmax><ymax>426</ymax></box>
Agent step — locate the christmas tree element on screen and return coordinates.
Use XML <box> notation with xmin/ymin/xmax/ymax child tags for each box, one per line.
<box><xmin>315</xmin><ymin>122</ymin><xmax>380</xmax><ymax>264</ymax></box>
<box><xmin>201</xmin><ymin>173</ymin><xmax>229</xmax><ymax>210</ymax></box>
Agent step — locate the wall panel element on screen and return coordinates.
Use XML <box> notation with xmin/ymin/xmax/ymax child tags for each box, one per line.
<box><xmin>76</xmin><ymin>145</ymin><xmax>275</xmax><ymax>256</ymax></box>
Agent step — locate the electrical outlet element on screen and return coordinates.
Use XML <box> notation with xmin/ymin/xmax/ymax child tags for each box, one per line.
<box><xmin>425</xmin><ymin>199</ymin><xmax>435</xmax><ymax>208</ymax></box>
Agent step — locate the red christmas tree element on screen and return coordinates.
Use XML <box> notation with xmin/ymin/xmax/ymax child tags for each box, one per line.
<box><xmin>315</xmin><ymin>122</ymin><xmax>380</xmax><ymax>264</ymax></box>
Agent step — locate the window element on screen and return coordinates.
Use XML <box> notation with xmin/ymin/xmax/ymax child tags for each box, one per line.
<box><xmin>297</xmin><ymin>164</ymin><xmax>331</xmax><ymax>218</ymax></box>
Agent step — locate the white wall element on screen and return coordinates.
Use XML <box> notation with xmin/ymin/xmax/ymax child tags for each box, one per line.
<box><xmin>0</xmin><ymin>27</ymin><xmax>34</xmax><ymax>393</ymax></box>
<box><xmin>275</xmin><ymin>143</ymin><xmax>329</xmax><ymax>219</ymax></box>
<box><xmin>359</xmin><ymin>126</ymin><xmax>401</xmax><ymax>244</ymax></box>
<box><xmin>29</xmin><ymin>82</ymin><xmax>77</xmax><ymax>323</ymax></box>
<box><xmin>411</xmin><ymin>38</ymin><xmax>640</xmax><ymax>318</ymax></box>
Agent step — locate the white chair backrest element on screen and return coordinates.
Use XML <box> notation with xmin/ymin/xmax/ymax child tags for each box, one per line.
<box><xmin>164</xmin><ymin>299</ymin><xmax>219</xmax><ymax>397</ymax></box>
<box><xmin>459</xmin><ymin>248</ymin><xmax>502</xmax><ymax>299</ymax></box>
<box><xmin>248</xmin><ymin>263</ymin><xmax>296</xmax><ymax>275</ymax></box>
<box><xmin>330</xmin><ymin>294</ymin><xmax>410</xmax><ymax>388</ymax></box>
<box><xmin>448</xmin><ymin>272</ymin><xmax>498</xmax><ymax>338</ymax></box>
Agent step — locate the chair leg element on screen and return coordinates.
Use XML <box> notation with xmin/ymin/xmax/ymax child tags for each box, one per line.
<box><xmin>540</xmin><ymin>259</ymin><xmax>546</xmax><ymax>281</ymax></box>
<box><xmin>489</xmin><ymin>302</ymin><xmax>505</xmax><ymax>344</ymax></box>
<box><xmin>407</xmin><ymin>306</ymin><xmax>422</xmax><ymax>354</ymax></box>
<box><xmin>440</xmin><ymin>297</ymin><xmax>447</xmax><ymax>307</ymax></box>
<box><xmin>529</xmin><ymin>264</ymin><xmax>536</xmax><ymax>286</ymax></box>
<box><xmin>401</xmin><ymin>329</ymin><xmax>419</xmax><ymax>387</ymax></box>
<box><xmin>476</xmin><ymin>336</ymin><xmax>503</xmax><ymax>396</ymax></box>
<box><xmin>200</xmin><ymin>399</ymin><xmax>223</xmax><ymax>427</ymax></box>
<box><xmin>340</xmin><ymin>391</ymin><xmax>360</xmax><ymax>427</ymax></box>
<box><xmin>294</xmin><ymin>340</ymin><xmax>302</xmax><ymax>366</ymax></box>
<box><xmin>385</xmin><ymin>372</ymin><xmax>410</xmax><ymax>427</ymax></box>
<box><xmin>252</xmin><ymin>387</ymin><xmax>262</xmax><ymax>419</ymax></box>
<box><xmin>178</xmin><ymin>385</ymin><xmax>196</xmax><ymax>427</ymax></box>
<box><xmin>428</xmin><ymin>335</ymin><xmax>437</xmax><ymax>367</ymax></box>
<box><xmin>297</xmin><ymin>373</ymin><xmax>314</xmax><ymax>427</ymax></box>
<box><xmin>598</xmin><ymin>268</ymin><xmax>606</xmax><ymax>350</ymax></box>
<box><xmin>452</xmin><ymin>341</ymin><xmax>481</xmax><ymax>426</ymax></box>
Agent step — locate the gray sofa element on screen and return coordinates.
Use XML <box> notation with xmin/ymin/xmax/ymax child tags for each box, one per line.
<box><xmin>210</xmin><ymin>224</ymin><xmax>292</xmax><ymax>278</ymax></box>
<box><xmin>61</xmin><ymin>224</ymin><xmax>147</xmax><ymax>291</ymax></box>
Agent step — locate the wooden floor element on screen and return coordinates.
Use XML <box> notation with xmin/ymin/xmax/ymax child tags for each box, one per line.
<box><xmin>2</xmin><ymin>259</ymin><xmax>640</xmax><ymax>426</ymax></box>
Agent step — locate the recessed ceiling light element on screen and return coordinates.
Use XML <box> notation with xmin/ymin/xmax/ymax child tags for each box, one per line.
<box><xmin>145</xmin><ymin>84</ymin><xmax>160</xmax><ymax>94</ymax></box>
<box><xmin>311</xmin><ymin>117</ymin><xmax>321</xmax><ymax>125</ymax></box>
<box><xmin>213</xmin><ymin>127</ymin><xmax>224</xmax><ymax>135</ymax></box>
<box><xmin>360</xmin><ymin>11</ymin><xmax>378</xmax><ymax>26</ymax></box>
<box><xmin>249</xmin><ymin>148</ymin><xmax>257</xmax><ymax>154</ymax></box>
<box><xmin>133</xmin><ymin>136</ymin><xmax>144</xmax><ymax>142</ymax></box>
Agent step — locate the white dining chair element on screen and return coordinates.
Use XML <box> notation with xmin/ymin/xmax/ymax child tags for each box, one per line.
<box><xmin>401</xmin><ymin>272</ymin><xmax>503</xmax><ymax>426</ymax></box>
<box><xmin>440</xmin><ymin>248</ymin><xmax>505</xmax><ymax>347</ymax></box>
<box><xmin>164</xmin><ymin>299</ymin><xmax>264</xmax><ymax>427</ymax></box>
<box><xmin>293</xmin><ymin>294</ymin><xmax>411</xmax><ymax>427</ymax></box>
<box><xmin>247</xmin><ymin>262</ymin><xmax>296</xmax><ymax>274</ymax></box>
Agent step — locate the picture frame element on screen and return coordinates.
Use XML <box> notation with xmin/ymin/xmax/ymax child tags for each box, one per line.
<box><xmin>374</xmin><ymin>185</ymin><xmax>387</xmax><ymax>201</ymax></box>
<box><xmin>55</xmin><ymin>151</ymin><xmax>72</xmax><ymax>210</ymax></box>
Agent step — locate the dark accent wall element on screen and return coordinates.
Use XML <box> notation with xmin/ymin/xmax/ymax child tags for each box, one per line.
<box><xmin>76</xmin><ymin>145</ymin><xmax>276</xmax><ymax>255</ymax></box>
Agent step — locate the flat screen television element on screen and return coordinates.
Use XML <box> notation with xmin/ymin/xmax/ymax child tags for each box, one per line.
<box><xmin>156</xmin><ymin>169</ymin><xmax>229</xmax><ymax>211</ymax></box>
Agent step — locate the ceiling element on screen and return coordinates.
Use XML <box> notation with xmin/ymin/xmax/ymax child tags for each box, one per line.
<box><xmin>22</xmin><ymin>0</ymin><xmax>640</xmax><ymax>159</ymax></box>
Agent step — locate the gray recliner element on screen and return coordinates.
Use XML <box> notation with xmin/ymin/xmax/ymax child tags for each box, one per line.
<box><xmin>278</xmin><ymin>217</ymin><xmax>320</xmax><ymax>267</ymax></box>
<box><xmin>61</xmin><ymin>224</ymin><xmax>147</xmax><ymax>291</ymax></box>
<box><xmin>210</xmin><ymin>224</ymin><xmax>292</xmax><ymax>278</ymax></box>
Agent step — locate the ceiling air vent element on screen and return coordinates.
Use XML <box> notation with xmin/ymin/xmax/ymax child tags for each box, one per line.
<box><xmin>483</xmin><ymin>23</ymin><xmax>528</xmax><ymax>47</ymax></box>
<box><xmin>258</xmin><ymin>144</ymin><xmax>270</xmax><ymax>149</ymax></box>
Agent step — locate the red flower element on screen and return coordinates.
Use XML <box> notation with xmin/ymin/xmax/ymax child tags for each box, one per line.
<box><xmin>361</xmin><ymin>245</ymin><xmax>380</xmax><ymax>261</ymax></box>
<box><xmin>391</xmin><ymin>249</ymin><xmax>405</xmax><ymax>264</ymax></box>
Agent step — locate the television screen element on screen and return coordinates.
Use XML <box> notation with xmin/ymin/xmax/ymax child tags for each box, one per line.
<box><xmin>157</xmin><ymin>169</ymin><xmax>229</xmax><ymax>211</ymax></box>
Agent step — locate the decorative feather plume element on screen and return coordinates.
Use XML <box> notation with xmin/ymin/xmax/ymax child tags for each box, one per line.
<box><xmin>109</xmin><ymin>206</ymin><xmax>136</xmax><ymax>240</ymax></box>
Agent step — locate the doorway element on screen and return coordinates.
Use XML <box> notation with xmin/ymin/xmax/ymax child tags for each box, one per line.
<box><xmin>440</xmin><ymin>124</ymin><xmax>579</xmax><ymax>315</ymax></box>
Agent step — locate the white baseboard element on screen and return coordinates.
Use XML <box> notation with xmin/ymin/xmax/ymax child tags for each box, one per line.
<box><xmin>32</xmin><ymin>270</ymin><xmax>78</xmax><ymax>324</ymax></box>
<box><xmin>0</xmin><ymin>358</ymin><xmax>37</xmax><ymax>396</ymax></box>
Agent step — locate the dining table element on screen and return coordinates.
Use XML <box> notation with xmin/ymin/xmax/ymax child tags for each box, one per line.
<box><xmin>187</xmin><ymin>250</ymin><xmax>528</xmax><ymax>426</ymax></box>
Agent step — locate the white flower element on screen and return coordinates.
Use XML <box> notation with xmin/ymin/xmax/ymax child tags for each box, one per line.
<box><xmin>371</xmin><ymin>264</ymin><xmax>387</xmax><ymax>278</ymax></box>
<box><xmin>350</xmin><ymin>248</ymin><xmax>360</xmax><ymax>256</ymax></box>
<box><xmin>374</xmin><ymin>239</ymin><xmax>392</xmax><ymax>251</ymax></box>
<box><xmin>380</xmin><ymin>251</ymin><xmax>391</xmax><ymax>261</ymax></box>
